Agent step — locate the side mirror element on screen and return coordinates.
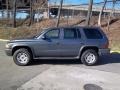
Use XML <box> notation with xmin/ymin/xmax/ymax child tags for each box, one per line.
<box><xmin>41</xmin><ymin>35</ymin><xmax>46</xmax><ymax>39</ymax></box>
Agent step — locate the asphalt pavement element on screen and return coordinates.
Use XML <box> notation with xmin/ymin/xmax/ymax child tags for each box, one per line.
<box><xmin>0</xmin><ymin>41</ymin><xmax>120</xmax><ymax>90</ymax></box>
<box><xmin>0</xmin><ymin>41</ymin><xmax>52</xmax><ymax>90</ymax></box>
<box><xmin>18</xmin><ymin>66</ymin><xmax>120</xmax><ymax>90</ymax></box>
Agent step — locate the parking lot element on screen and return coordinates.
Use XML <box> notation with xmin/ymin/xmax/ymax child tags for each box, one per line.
<box><xmin>0</xmin><ymin>41</ymin><xmax>120</xmax><ymax>90</ymax></box>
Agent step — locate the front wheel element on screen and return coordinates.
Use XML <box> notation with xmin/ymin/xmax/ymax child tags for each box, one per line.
<box><xmin>13</xmin><ymin>48</ymin><xmax>32</xmax><ymax>66</ymax></box>
<box><xmin>81</xmin><ymin>49</ymin><xmax>99</xmax><ymax>66</ymax></box>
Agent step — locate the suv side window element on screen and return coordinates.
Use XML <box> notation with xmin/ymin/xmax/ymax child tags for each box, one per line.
<box><xmin>64</xmin><ymin>28</ymin><xmax>77</xmax><ymax>39</ymax></box>
<box><xmin>45</xmin><ymin>29</ymin><xmax>59</xmax><ymax>39</ymax></box>
<box><xmin>83</xmin><ymin>28</ymin><xmax>103</xmax><ymax>39</ymax></box>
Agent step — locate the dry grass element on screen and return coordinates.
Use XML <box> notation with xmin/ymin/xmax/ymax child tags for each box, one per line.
<box><xmin>0</xmin><ymin>27</ymin><xmax>39</xmax><ymax>39</ymax></box>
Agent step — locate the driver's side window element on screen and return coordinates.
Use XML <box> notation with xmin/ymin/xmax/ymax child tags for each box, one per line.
<box><xmin>45</xmin><ymin>29</ymin><xmax>59</xmax><ymax>39</ymax></box>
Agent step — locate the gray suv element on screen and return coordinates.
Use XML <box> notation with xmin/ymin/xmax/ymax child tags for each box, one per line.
<box><xmin>5</xmin><ymin>26</ymin><xmax>110</xmax><ymax>66</ymax></box>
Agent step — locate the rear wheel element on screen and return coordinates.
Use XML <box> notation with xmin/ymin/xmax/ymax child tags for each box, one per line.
<box><xmin>81</xmin><ymin>49</ymin><xmax>98</xmax><ymax>66</ymax></box>
<box><xmin>13</xmin><ymin>48</ymin><xmax>32</xmax><ymax>66</ymax></box>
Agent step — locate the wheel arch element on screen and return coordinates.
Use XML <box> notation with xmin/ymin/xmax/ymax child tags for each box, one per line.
<box><xmin>79</xmin><ymin>46</ymin><xmax>99</xmax><ymax>58</ymax></box>
<box><xmin>12</xmin><ymin>46</ymin><xmax>34</xmax><ymax>58</ymax></box>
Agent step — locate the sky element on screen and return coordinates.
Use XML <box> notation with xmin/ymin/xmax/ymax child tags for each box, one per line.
<box><xmin>49</xmin><ymin>0</ymin><xmax>103</xmax><ymax>5</ymax></box>
<box><xmin>49</xmin><ymin>0</ymin><xmax>120</xmax><ymax>8</ymax></box>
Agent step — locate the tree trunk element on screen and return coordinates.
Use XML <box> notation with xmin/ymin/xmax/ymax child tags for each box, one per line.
<box><xmin>107</xmin><ymin>0</ymin><xmax>116</xmax><ymax>30</ymax></box>
<box><xmin>13</xmin><ymin>0</ymin><xmax>16</xmax><ymax>28</ymax></box>
<box><xmin>111</xmin><ymin>0</ymin><xmax>116</xmax><ymax>17</ymax></box>
<box><xmin>56</xmin><ymin>0</ymin><xmax>63</xmax><ymax>27</ymax></box>
<box><xmin>6</xmin><ymin>0</ymin><xmax>9</xmax><ymax>19</ymax></box>
<box><xmin>86</xmin><ymin>0</ymin><xmax>93</xmax><ymax>26</ymax></box>
<box><xmin>1</xmin><ymin>10</ymin><xmax>4</xmax><ymax>19</ymax></box>
<box><xmin>29</xmin><ymin>0</ymin><xmax>33</xmax><ymax>26</ymax></box>
<box><xmin>48</xmin><ymin>0</ymin><xmax>50</xmax><ymax>19</ymax></box>
<box><xmin>36</xmin><ymin>9</ymin><xmax>39</xmax><ymax>22</ymax></box>
<box><xmin>98</xmin><ymin>0</ymin><xmax>107</xmax><ymax>26</ymax></box>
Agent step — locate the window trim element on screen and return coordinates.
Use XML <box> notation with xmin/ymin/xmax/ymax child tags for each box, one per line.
<box><xmin>76</xmin><ymin>28</ymin><xmax>81</xmax><ymax>39</ymax></box>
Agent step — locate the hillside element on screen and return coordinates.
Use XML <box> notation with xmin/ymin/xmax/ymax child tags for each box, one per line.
<box><xmin>0</xmin><ymin>17</ymin><xmax>120</xmax><ymax>50</ymax></box>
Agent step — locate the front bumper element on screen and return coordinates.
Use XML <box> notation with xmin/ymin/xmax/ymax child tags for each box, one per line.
<box><xmin>99</xmin><ymin>48</ymin><xmax>110</xmax><ymax>55</ymax></box>
<box><xmin>5</xmin><ymin>49</ymin><xmax>12</xmax><ymax>56</ymax></box>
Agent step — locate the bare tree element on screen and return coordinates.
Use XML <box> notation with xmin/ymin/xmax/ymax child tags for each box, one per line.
<box><xmin>48</xmin><ymin>0</ymin><xmax>50</xmax><ymax>19</ymax></box>
<box><xmin>32</xmin><ymin>0</ymin><xmax>48</xmax><ymax>8</ymax></box>
<box><xmin>107</xmin><ymin>0</ymin><xmax>117</xmax><ymax>30</ymax></box>
<box><xmin>33</xmin><ymin>0</ymin><xmax>48</xmax><ymax>22</ymax></box>
<box><xmin>13</xmin><ymin>0</ymin><xmax>17</xmax><ymax>27</ymax></box>
<box><xmin>86</xmin><ymin>0</ymin><xmax>93</xmax><ymax>26</ymax></box>
<box><xmin>30</xmin><ymin>0</ymin><xmax>48</xmax><ymax>24</ymax></box>
<box><xmin>6</xmin><ymin>0</ymin><xmax>9</xmax><ymax>19</ymax></box>
<box><xmin>98</xmin><ymin>0</ymin><xmax>107</xmax><ymax>26</ymax></box>
<box><xmin>29</xmin><ymin>0</ymin><xmax>33</xmax><ymax>26</ymax></box>
<box><xmin>56</xmin><ymin>0</ymin><xmax>63</xmax><ymax>27</ymax></box>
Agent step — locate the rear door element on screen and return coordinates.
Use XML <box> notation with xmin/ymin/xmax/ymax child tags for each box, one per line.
<box><xmin>59</xmin><ymin>27</ymin><xmax>83</xmax><ymax>57</ymax></box>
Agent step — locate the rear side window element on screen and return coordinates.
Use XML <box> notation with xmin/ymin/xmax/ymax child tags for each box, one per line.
<box><xmin>83</xmin><ymin>28</ymin><xmax>103</xmax><ymax>39</ymax></box>
<box><xmin>64</xmin><ymin>28</ymin><xmax>77</xmax><ymax>39</ymax></box>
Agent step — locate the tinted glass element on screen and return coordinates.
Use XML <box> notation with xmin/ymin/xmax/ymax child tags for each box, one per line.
<box><xmin>64</xmin><ymin>28</ymin><xmax>77</xmax><ymax>39</ymax></box>
<box><xmin>45</xmin><ymin>29</ymin><xmax>59</xmax><ymax>39</ymax></box>
<box><xmin>83</xmin><ymin>28</ymin><xmax>103</xmax><ymax>39</ymax></box>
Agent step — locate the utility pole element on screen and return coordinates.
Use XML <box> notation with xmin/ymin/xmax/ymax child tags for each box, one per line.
<box><xmin>56</xmin><ymin>0</ymin><xmax>63</xmax><ymax>27</ymax></box>
<box><xmin>86</xmin><ymin>0</ymin><xmax>93</xmax><ymax>26</ymax></box>
<box><xmin>13</xmin><ymin>0</ymin><xmax>17</xmax><ymax>28</ymax></box>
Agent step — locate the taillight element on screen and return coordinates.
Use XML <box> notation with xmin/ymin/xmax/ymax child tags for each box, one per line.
<box><xmin>102</xmin><ymin>41</ymin><xmax>109</xmax><ymax>48</ymax></box>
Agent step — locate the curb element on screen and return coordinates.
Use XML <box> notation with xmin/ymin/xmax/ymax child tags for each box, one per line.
<box><xmin>110</xmin><ymin>51</ymin><xmax>120</xmax><ymax>54</ymax></box>
<box><xmin>0</xmin><ymin>39</ymin><xmax>9</xmax><ymax>41</ymax></box>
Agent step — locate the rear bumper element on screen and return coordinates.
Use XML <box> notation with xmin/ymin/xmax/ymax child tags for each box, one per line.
<box><xmin>5</xmin><ymin>49</ymin><xmax>12</xmax><ymax>56</ymax></box>
<box><xmin>99</xmin><ymin>48</ymin><xmax>110</xmax><ymax>55</ymax></box>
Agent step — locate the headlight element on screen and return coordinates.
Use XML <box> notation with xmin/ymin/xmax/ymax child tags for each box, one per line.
<box><xmin>5</xmin><ymin>44</ymin><xmax>13</xmax><ymax>49</ymax></box>
<box><xmin>5</xmin><ymin>44</ymin><xmax>9</xmax><ymax>48</ymax></box>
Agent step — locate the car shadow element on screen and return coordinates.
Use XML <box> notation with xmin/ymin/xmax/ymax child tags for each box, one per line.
<box><xmin>30</xmin><ymin>53</ymin><xmax>120</xmax><ymax>66</ymax></box>
<box><xmin>98</xmin><ymin>53</ymin><xmax>120</xmax><ymax>65</ymax></box>
<box><xmin>30</xmin><ymin>59</ymin><xmax>82</xmax><ymax>66</ymax></box>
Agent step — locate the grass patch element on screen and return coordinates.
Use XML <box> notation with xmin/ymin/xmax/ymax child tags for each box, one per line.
<box><xmin>0</xmin><ymin>26</ymin><xmax>41</xmax><ymax>39</ymax></box>
<box><xmin>109</xmin><ymin>41</ymin><xmax>120</xmax><ymax>51</ymax></box>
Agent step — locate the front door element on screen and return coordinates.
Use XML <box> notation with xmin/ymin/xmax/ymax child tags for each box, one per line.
<box><xmin>35</xmin><ymin>29</ymin><xmax>60</xmax><ymax>57</ymax></box>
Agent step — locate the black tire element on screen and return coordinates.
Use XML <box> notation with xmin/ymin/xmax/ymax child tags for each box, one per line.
<box><xmin>81</xmin><ymin>49</ymin><xmax>99</xmax><ymax>66</ymax></box>
<box><xmin>13</xmin><ymin>48</ymin><xmax>32</xmax><ymax>66</ymax></box>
